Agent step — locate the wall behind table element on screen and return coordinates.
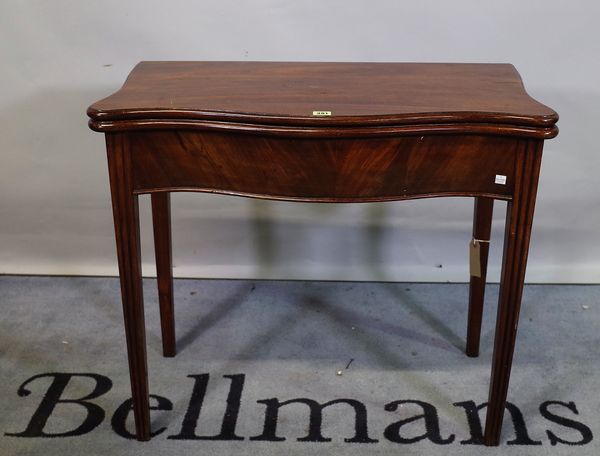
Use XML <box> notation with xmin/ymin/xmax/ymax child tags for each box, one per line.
<box><xmin>0</xmin><ymin>0</ymin><xmax>598</xmax><ymax>283</ymax></box>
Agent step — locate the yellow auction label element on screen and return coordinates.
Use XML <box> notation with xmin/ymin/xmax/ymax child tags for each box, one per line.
<box><xmin>312</xmin><ymin>111</ymin><xmax>332</xmax><ymax>116</ymax></box>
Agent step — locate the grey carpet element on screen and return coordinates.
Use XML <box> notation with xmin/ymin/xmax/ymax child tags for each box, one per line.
<box><xmin>0</xmin><ymin>276</ymin><xmax>598</xmax><ymax>455</ymax></box>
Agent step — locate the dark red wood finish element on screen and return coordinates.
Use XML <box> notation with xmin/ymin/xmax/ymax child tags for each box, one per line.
<box><xmin>151</xmin><ymin>192</ymin><xmax>175</xmax><ymax>357</ymax></box>
<box><xmin>129</xmin><ymin>131</ymin><xmax>517</xmax><ymax>201</ymax></box>
<box><xmin>466</xmin><ymin>198</ymin><xmax>494</xmax><ymax>357</ymax></box>
<box><xmin>89</xmin><ymin>62</ymin><xmax>558</xmax><ymax>445</ymax></box>
<box><xmin>88</xmin><ymin>62</ymin><xmax>557</xmax><ymax>134</ymax></box>
<box><xmin>105</xmin><ymin>133</ymin><xmax>151</xmax><ymax>441</ymax></box>
<box><xmin>485</xmin><ymin>140</ymin><xmax>544</xmax><ymax>445</ymax></box>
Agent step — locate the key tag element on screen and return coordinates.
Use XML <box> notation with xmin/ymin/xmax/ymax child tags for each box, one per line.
<box><xmin>469</xmin><ymin>239</ymin><xmax>482</xmax><ymax>278</ymax></box>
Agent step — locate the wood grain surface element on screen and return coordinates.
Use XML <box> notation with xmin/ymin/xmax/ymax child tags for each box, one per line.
<box><xmin>128</xmin><ymin>131</ymin><xmax>520</xmax><ymax>201</ymax></box>
<box><xmin>88</xmin><ymin>62</ymin><xmax>558</xmax><ymax>138</ymax></box>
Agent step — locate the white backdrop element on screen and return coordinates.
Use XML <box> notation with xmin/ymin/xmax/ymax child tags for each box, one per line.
<box><xmin>1</xmin><ymin>0</ymin><xmax>598</xmax><ymax>283</ymax></box>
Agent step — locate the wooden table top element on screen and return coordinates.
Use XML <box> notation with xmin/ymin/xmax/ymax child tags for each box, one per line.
<box><xmin>88</xmin><ymin>61</ymin><xmax>558</xmax><ymax>136</ymax></box>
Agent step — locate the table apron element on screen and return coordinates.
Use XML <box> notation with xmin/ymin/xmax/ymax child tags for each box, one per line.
<box><xmin>123</xmin><ymin>131</ymin><xmax>531</xmax><ymax>202</ymax></box>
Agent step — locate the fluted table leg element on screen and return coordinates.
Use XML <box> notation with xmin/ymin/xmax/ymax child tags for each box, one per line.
<box><xmin>484</xmin><ymin>141</ymin><xmax>543</xmax><ymax>446</ymax></box>
<box><xmin>107</xmin><ymin>133</ymin><xmax>151</xmax><ymax>441</ymax></box>
<box><xmin>466</xmin><ymin>197</ymin><xmax>494</xmax><ymax>357</ymax></box>
<box><xmin>151</xmin><ymin>192</ymin><xmax>176</xmax><ymax>357</ymax></box>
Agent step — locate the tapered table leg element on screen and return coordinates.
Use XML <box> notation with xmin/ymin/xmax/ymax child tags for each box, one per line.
<box><xmin>106</xmin><ymin>133</ymin><xmax>151</xmax><ymax>441</ymax></box>
<box><xmin>466</xmin><ymin>197</ymin><xmax>494</xmax><ymax>357</ymax></box>
<box><xmin>484</xmin><ymin>141</ymin><xmax>543</xmax><ymax>446</ymax></box>
<box><xmin>151</xmin><ymin>192</ymin><xmax>176</xmax><ymax>357</ymax></box>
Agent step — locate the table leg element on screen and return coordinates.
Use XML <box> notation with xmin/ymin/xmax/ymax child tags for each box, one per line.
<box><xmin>151</xmin><ymin>192</ymin><xmax>176</xmax><ymax>357</ymax></box>
<box><xmin>106</xmin><ymin>133</ymin><xmax>151</xmax><ymax>441</ymax></box>
<box><xmin>466</xmin><ymin>197</ymin><xmax>494</xmax><ymax>357</ymax></box>
<box><xmin>484</xmin><ymin>142</ymin><xmax>542</xmax><ymax>446</ymax></box>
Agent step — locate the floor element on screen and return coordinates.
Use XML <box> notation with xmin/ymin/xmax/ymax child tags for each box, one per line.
<box><xmin>0</xmin><ymin>276</ymin><xmax>598</xmax><ymax>455</ymax></box>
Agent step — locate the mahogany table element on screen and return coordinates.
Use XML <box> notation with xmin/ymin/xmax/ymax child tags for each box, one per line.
<box><xmin>87</xmin><ymin>61</ymin><xmax>558</xmax><ymax>445</ymax></box>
